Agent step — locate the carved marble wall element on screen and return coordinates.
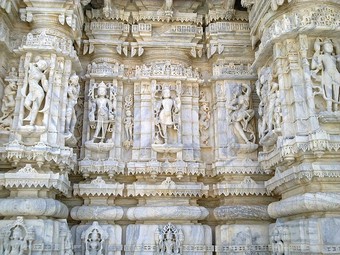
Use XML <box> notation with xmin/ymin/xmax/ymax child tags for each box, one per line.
<box><xmin>0</xmin><ymin>0</ymin><xmax>339</xmax><ymax>254</ymax></box>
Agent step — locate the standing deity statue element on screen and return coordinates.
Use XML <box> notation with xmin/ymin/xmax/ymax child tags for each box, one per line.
<box><xmin>4</xmin><ymin>226</ymin><xmax>26</xmax><ymax>255</ymax></box>
<box><xmin>164</xmin><ymin>231</ymin><xmax>175</xmax><ymax>254</ymax></box>
<box><xmin>228</xmin><ymin>83</ymin><xmax>255</xmax><ymax>144</ymax></box>
<box><xmin>65</xmin><ymin>73</ymin><xmax>80</xmax><ymax>136</ymax></box>
<box><xmin>156</xmin><ymin>86</ymin><xmax>180</xmax><ymax>144</ymax></box>
<box><xmin>21</xmin><ymin>56</ymin><xmax>49</xmax><ymax>126</ymax></box>
<box><xmin>89</xmin><ymin>82</ymin><xmax>115</xmax><ymax>143</ymax></box>
<box><xmin>312</xmin><ymin>38</ymin><xmax>340</xmax><ymax>112</ymax></box>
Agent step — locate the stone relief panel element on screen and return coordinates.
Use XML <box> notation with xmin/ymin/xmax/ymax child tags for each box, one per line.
<box><xmin>227</xmin><ymin>83</ymin><xmax>256</xmax><ymax>146</ymax></box>
<box><xmin>135</xmin><ymin>61</ymin><xmax>200</xmax><ymax>80</ymax></box>
<box><xmin>215</xmin><ymin>224</ymin><xmax>270</xmax><ymax>255</ymax></box>
<box><xmin>86</xmin><ymin>60</ymin><xmax>124</xmax><ymax>78</ymax></box>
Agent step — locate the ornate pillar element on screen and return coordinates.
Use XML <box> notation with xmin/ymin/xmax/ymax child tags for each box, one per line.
<box><xmin>206</xmin><ymin>2</ymin><xmax>274</xmax><ymax>254</ymax></box>
<box><xmin>248</xmin><ymin>0</ymin><xmax>340</xmax><ymax>254</ymax></box>
<box><xmin>124</xmin><ymin>1</ymin><xmax>213</xmax><ymax>254</ymax></box>
<box><xmin>0</xmin><ymin>0</ymin><xmax>83</xmax><ymax>254</ymax></box>
<box><xmin>72</xmin><ymin>3</ymin><xmax>129</xmax><ymax>254</ymax></box>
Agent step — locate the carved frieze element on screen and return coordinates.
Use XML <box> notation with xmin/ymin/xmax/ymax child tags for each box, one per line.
<box><xmin>127</xmin><ymin>177</ymin><xmax>208</xmax><ymax>197</ymax></box>
<box><xmin>256</xmin><ymin>5</ymin><xmax>340</xmax><ymax>62</ymax></box>
<box><xmin>134</xmin><ymin>61</ymin><xmax>201</xmax><ymax>80</ymax></box>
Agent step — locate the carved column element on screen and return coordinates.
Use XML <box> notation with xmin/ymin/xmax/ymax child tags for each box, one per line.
<box><xmin>206</xmin><ymin>3</ymin><xmax>274</xmax><ymax>253</ymax></box>
<box><xmin>249</xmin><ymin>0</ymin><xmax>340</xmax><ymax>254</ymax></box>
<box><xmin>124</xmin><ymin>1</ymin><xmax>212</xmax><ymax>254</ymax></box>
<box><xmin>73</xmin><ymin>5</ymin><xmax>130</xmax><ymax>254</ymax></box>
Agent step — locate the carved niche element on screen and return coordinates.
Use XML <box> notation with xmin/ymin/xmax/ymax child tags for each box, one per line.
<box><xmin>155</xmin><ymin>223</ymin><xmax>184</xmax><ymax>255</ymax></box>
<box><xmin>81</xmin><ymin>221</ymin><xmax>109</xmax><ymax>255</ymax></box>
<box><xmin>0</xmin><ymin>217</ymin><xmax>35</xmax><ymax>255</ymax></box>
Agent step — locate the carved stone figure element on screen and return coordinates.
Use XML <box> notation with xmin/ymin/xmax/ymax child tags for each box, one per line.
<box><xmin>88</xmin><ymin>82</ymin><xmax>116</xmax><ymax>143</ymax></box>
<box><xmin>65</xmin><ymin>73</ymin><xmax>80</xmax><ymax>136</ymax></box>
<box><xmin>266</xmin><ymin>81</ymin><xmax>279</xmax><ymax>133</ymax></box>
<box><xmin>256</xmin><ymin>67</ymin><xmax>280</xmax><ymax>143</ymax></box>
<box><xmin>312</xmin><ymin>38</ymin><xmax>340</xmax><ymax>112</ymax></box>
<box><xmin>8</xmin><ymin>67</ymin><xmax>17</xmax><ymax>78</ymax></box>
<box><xmin>155</xmin><ymin>223</ymin><xmax>184</xmax><ymax>255</ymax></box>
<box><xmin>0</xmin><ymin>80</ymin><xmax>17</xmax><ymax>129</ymax></box>
<box><xmin>21</xmin><ymin>56</ymin><xmax>49</xmax><ymax>126</ymax></box>
<box><xmin>123</xmin><ymin>94</ymin><xmax>134</xmax><ymax>149</ymax></box>
<box><xmin>199</xmin><ymin>91</ymin><xmax>211</xmax><ymax>146</ymax></box>
<box><xmin>82</xmin><ymin>222</ymin><xmax>108</xmax><ymax>255</ymax></box>
<box><xmin>4</xmin><ymin>226</ymin><xmax>26</xmax><ymax>255</ymax></box>
<box><xmin>123</xmin><ymin>110</ymin><xmax>133</xmax><ymax>145</ymax></box>
<box><xmin>155</xmin><ymin>86</ymin><xmax>181</xmax><ymax>144</ymax></box>
<box><xmin>273</xmin><ymin>90</ymin><xmax>282</xmax><ymax>131</ymax></box>
<box><xmin>228</xmin><ymin>83</ymin><xmax>255</xmax><ymax>144</ymax></box>
<box><xmin>86</xmin><ymin>229</ymin><xmax>103</xmax><ymax>255</ymax></box>
<box><xmin>271</xmin><ymin>225</ymin><xmax>289</xmax><ymax>255</ymax></box>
